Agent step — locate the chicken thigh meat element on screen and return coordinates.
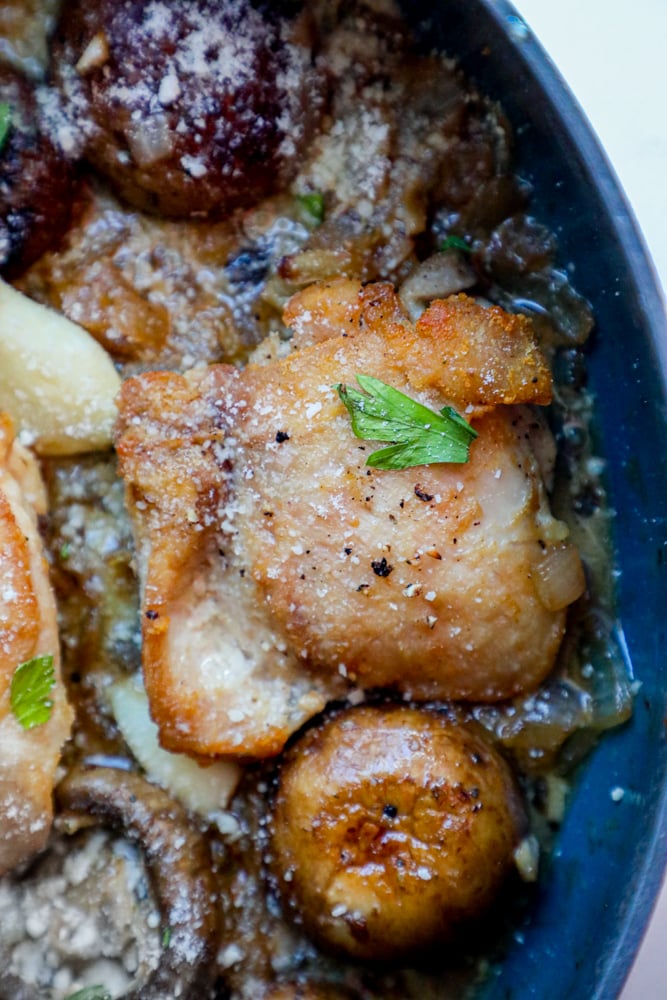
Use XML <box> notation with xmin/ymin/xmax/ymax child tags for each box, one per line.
<box><xmin>0</xmin><ymin>415</ymin><xmax>73</xmax><ymax>875</ymax></box>
<box><xmin>116</xmin><ymin>282</ymin><xmax>585</xmax><ymax>760</ymax></box>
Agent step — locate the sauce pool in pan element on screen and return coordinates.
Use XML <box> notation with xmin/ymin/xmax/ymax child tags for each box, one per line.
<box><xmin>0</xmin><ymin>1</ymin><xmax>632</xmax><ymax>997</ymax></box>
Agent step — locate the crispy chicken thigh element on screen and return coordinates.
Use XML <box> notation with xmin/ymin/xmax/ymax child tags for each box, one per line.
<box><xmin>0</xmin><ymin>416</ymin><xmax>72</xmax><ymax>875</ymax></box>
<box><xmin>116</xmin><ymin>283</ymin><xmax>585</xmax><ymax>760</ymax></box>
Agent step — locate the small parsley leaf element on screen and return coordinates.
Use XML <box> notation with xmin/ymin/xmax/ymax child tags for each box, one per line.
<box><xmin>440</xmin><ymin>234</ymin><xmax>472</xmax><ymax>254</ymax></box>
<box><xmin>64</xmin><ymin>987</ymin><xmax>112</xmax><ymax>1000</ymax></box>
<box><xmin>0</xmin><ymin>102</ymin><xmax>11</xmax><ymax>152</ymax></box>
<box><xmin>296</xmin><ymin>191</ymin><xmax>325</xmax><ymax>226</ymax></box>
<box><xmin>10</xmin><ymin>654</ymin><xmax>56</xmax><ymax>730</ymax></box>
<box><xmin>334</xmin><ymin>374</ymin><xmax>477</xmax><ymax>470</ymax></box>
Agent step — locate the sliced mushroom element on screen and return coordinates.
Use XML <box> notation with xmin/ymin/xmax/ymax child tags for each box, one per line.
<box><xmin>56</xmin><ymin>767</ymin><xmax>219</xmax><ymax>999</ymax></box>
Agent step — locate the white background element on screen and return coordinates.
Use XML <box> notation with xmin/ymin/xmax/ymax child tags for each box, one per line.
<box><xmin>515</xmin><ymin>2</ymin><xmax>667</xmax><ymax>996</ymax></box>
<box><xmin>516</xmin><ymin>0</ymin><xmax>667</xmax><ymax>290</ymax></box>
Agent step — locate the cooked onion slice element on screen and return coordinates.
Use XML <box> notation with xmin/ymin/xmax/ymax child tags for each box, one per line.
<box><xmin>534</xmin><ymin>543</ymin><xmax>586</xmax><ymax>612</ymax></box>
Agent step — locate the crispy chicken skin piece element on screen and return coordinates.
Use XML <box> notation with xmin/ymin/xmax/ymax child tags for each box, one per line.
<box><xmin>116</xmin><ymin>284</ymin><xmax>585</xmax><ymax>760</ymax></box>
<box><xmin>0</xmin><ymin>415</ymin><xmax>73</xmax><ymax>875</ymax></box>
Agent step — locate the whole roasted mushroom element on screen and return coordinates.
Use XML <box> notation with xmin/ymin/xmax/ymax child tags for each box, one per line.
<box><xmin>271</xmin><ymin>705</ymin><xmax>527</xmax><ymax>962</ymax></box>
<box><xmin>51</xmin><ymin>0</ymin><xmax>324</xmax><ymax>217</ymax></box>
<box><xmin>0</xmin><ymin>65</ymin><xmax>77</xmax><ymax>276</ymax></box>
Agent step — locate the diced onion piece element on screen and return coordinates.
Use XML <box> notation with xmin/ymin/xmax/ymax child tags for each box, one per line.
<box><xmin>109</xmin><ymin>676</ymin><xmax>241</xmax><ymax>818</ymax></box>
<box><xmin>75</xmin><ymin>31</ymin><xmax>110</xmax><ymax>74</ymax></box>
<box><xmin>0</xmin><ymin>279</ymin><xmax>121</xmax><ymax>455</ymax></box>
<box><xmin>544</xmin><ymin>774</ymin><xmax>569</xmax><ymax>824</ymax></box>
<box><xmin>279</xmin><ymin>248</ymin><xmax>353</xmax><ymax>286</ymax></box>
<box><xmin>127</xmin><ymin>113</ymin><xmax>174</xmax><ymax>167</ymax></box>
<box><xmin>399</xmin><ymin>251</ymin><xmax>476</xmax><ymax>322</ymax></box>
<box><xmin>513</xmin><ymin>834</ymin><xmax>540</xmax><ymax>883</ymax></box>
<box><xmin>534</xmin><ymin>543</ymin><xmax>586</xmax><ymax>612</ymax></box>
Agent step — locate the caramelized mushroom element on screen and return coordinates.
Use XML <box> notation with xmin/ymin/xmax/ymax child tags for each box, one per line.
<box><xmin>271</xmin><ymin>705</ymin><xmax>526</xmax><ymax>962</ymax></box>
<box><xmin>0</xmin><ymin>65</ymin><xmax>77</xmax><ymax>276</ymax></box>
<box><xmin>52</xmin><ymin>0</ymin><xmax>324</xmax><ymax>217</ymax></box>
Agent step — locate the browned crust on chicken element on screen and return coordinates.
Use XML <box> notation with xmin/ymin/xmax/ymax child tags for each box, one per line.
<box><xmin>117</xmin><ymin>366</ymin><xmax>330</xmax><ymax>759</ymax></box>
<box><xmin>116</xmin><ymin>284</ymin><xmax>584</xmax><ymax>760</ymax></box>
<box><xmin>413</xmin><ymin>294</ymin><xmax>552</xmax><ymax>405</ymax></box>
<box><xmin>0</xmin><ymin>415</ymin><xmax>73</xmax><ymax>874</ymax></box>
<box><xmin>285</xmin><ymin>282</ymin><xmax>552</xmax><ymax>405</ymax></box>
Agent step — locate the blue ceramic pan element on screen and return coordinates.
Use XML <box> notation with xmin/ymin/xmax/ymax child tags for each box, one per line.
<box><xmin>401</xmin><ymin>1</ymin><xmax>667</xmax><ymax>996</ymax></box>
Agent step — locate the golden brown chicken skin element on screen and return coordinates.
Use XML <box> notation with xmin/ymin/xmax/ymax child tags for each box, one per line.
<box><xmin>270</xmin><ymin>705</ymin><xmax>526</xmax><ymax>962</ymax></box>
<box><xmin>116</xmin><ymin>283</ymin><xmax>585</xmax><ymax>760</ymax></box>
<box><xmin>0</xmin><ymin>415</ymin><xmax>73</xmax><ymax>875</ymax></box>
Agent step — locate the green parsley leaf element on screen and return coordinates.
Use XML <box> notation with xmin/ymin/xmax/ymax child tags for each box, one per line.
<box><xmin>161</xmin><ymin>926</ymin><xmax>172</xmax><ymax>948</ymax></box>
<box><xmin>10</xmin><ymin>654</ymin><xmax>56</xmax><ymax>730</ymax></box>
<box><xmin>334</xmin><ymin>374</ymin><xmax>477</xmax><ymax>470</ymax></box>
<box><xmin>60</xmin><ymin>541</ymin><xmax>71</xmax><ymax>561</ymax></box>
<box><xmin>440</xmin><ymin>234</ymin><xmax>472</xmax><ymax>254</ymax></box>
<box><xmin>296</xmin><ymin>191</ymin><xmax>325</xmax><ymax>226</ymax></box>
<box><xmin>0</xmin><ymin>102</ymin><xmax>11</xmax><ymax>152</ymax></box>
<box><xmin>64</xmin><ymin>987</ymin><xmax>112</xmax><ymax>1000</ymax></box>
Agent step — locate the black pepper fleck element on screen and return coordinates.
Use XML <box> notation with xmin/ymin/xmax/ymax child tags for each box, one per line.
<box><xmin>414</xmin><ymin>484</ymin><xmax>434</xmax><ymax>502</ymax></box>
<box><xmin>371</xmin><ymin>557</ymin><xmax>393</xmax><ymax>577</ymax></box>
<box><xmin>275</xmin><ymin>430</ymin><xmax>290</xmax><ymax>443</ymax></box>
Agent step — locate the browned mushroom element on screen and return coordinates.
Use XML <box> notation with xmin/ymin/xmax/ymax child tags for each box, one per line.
<box><xmin>51</xmin><ymin>0</ymin><xmax>324</xmax><ymax>217</ymax></box>
<box><xmin>55</xmin><ymin>767</ymin><xmax>219</xmax><ymax>999</ymax></box>
<box><xmin>271</xmin><ymin>705</ymin><xmax>527</xmax><ymax>962</ymax></box>
<box><xmin>0</xmin><ymin>65</ymin><xmax>77</xmax><ymax>276</ymax></box>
